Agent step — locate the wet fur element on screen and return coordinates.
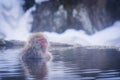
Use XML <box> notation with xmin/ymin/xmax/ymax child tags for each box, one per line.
<box><xmin>21</xmin><ymin>32</ymin><xmax>52</xmax><ymax>61</ymax></box>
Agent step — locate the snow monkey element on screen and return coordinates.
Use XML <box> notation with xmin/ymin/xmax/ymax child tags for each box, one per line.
<box><xmin>21</xmin><ymin>32</ymin><xmax>52</xmax><ymax>61</ymax></box>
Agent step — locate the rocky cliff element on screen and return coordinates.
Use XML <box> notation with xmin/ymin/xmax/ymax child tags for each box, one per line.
<box><xmin>23</xmin><ymin>0</ymin><xmax>120</xmax><ymax>34</ymax></box>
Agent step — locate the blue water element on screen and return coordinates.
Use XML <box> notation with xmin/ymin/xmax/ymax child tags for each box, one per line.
<box><xmin>0</xmin><ymin>47</ymin><xmax>120</xmax><ymax>80</ymax></box>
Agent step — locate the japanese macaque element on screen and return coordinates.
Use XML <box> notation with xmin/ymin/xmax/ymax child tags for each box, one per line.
<box><xmin>21</xmin><ymin>32</ymin><xmax>52</xmax><ymax>61</ymax></box>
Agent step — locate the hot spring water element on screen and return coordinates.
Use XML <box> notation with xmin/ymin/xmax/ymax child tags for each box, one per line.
<box><xmin>0</xmin><ymin>47</ymin><xmax>120</xmax><ymax>80</ymax></box>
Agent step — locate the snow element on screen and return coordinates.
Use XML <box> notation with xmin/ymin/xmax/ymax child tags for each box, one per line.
<box><xmin>44</xmin><ymin>21</ymin><xmax>120</xmax><ymax>46</ymax></box>
<box><xmin>0</xmin><ymin>0</ymin><xmax>24</xmax><ymax>40</ymax></box>
<box><xmin>44</xmin><ymin>29</ymin><xmax>90</xmax><ymax>45</ymax></box>
<box><xmin>35</xmin><ymin>0</ymin><xmax>49</xmax><ymax>3</ymax></box>
<box><xmin>90</xmin><ymin>21</ymin><xmax>120</xmax><ymax>46</ymax></box>
<box><xmin>5</xmin><ymin>7</ymin><xmax>34</xmax><ymax>41</ymax></box>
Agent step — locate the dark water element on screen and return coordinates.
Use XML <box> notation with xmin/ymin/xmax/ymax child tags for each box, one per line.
<box><xmin>0</xmin><ymin>47</ymin><xmax>120</xmax><ymax>80</ymax></box>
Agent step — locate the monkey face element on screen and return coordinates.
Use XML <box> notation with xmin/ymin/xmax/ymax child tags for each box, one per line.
<box><xmin>30</xmin><ymin>36</ymin><xmax>48</xmax><ymax>49</ymax></box>
<box><xmin>37</xmin><ymin>37</ymin><xmax>48</xmax><ymax>48</ymax></box>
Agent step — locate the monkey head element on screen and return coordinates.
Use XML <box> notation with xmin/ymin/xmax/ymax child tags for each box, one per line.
<box><xmin>28</xmin><ymin>33</ymin><xmax>49</xmax><ymax>52</ymax></box>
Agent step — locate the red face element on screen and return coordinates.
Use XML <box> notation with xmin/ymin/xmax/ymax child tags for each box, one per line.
<box><xmin>38</xmin><ymin>38</ymin><xmax>48</xmax><ymax>48</ymax></box>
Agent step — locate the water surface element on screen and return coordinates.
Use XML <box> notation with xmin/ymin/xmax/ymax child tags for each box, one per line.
<box><xmin>0</xmin><ymin>47</ymin><xmax>120</xmax><ymax>80</ymax></box>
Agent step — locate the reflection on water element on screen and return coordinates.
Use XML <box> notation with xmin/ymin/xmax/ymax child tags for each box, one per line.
<box><xmin>22</xmin><ymin>59</ymin><xmax>48</xmax><ymax>80</ymax></box>
<box><xmin>0</xmin><ymin>47</ymin><xmax>120</xmax><ymax>80</ymax></box>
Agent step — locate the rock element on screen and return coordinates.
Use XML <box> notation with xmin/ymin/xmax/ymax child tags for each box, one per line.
<box><xmin>0</xmin><ymin>39</ymin><xmax>25</xmax><ymax>48</ymax></box>
<box><xmin>0</xmin><ymin>39</ymin><xmax>6</xmax><ymax>46</ymax></box>
<box><xmin>5</xmin><ymin>40</ymin><xmax>25</xmax><ymax>47</ymax></box>
<box><xmin>31</xmin><ymin>0</ymin><xmax>117</xmax><ymax>34</ymax></box>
